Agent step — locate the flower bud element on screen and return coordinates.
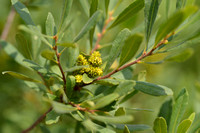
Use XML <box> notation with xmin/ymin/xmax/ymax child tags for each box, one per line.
<box><xmin>75</xmin><ymin>75</ymin><xmax>83</xmax><ymax>84</ymax></box>
<box><xmin>88</xmin><ymin>51</ymin><xmax>102</xmax><ymax>67</ymax></box>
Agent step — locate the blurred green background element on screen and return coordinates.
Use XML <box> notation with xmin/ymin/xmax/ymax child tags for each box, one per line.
<box><xmin>1</xmin><ymin>0</ymin><xmax>200</xmax><ymax>133</ymax></box>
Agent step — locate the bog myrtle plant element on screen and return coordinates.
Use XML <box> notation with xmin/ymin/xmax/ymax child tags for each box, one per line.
<box><xmin>1</xmin><ymin>0</ymin><xmax>200</xmax><ymax>132</ymax></box>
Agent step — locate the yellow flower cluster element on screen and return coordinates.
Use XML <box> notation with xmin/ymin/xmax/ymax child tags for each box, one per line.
<box><xmin>74</xmin><ymin>51</ymin><xmax>103</xmax><ymax>84</ymax></box>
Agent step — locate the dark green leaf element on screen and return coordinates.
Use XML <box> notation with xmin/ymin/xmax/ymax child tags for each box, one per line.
<box><xmin>115</xmin><ymin>107</ymin><xmax>126</xmax><ymax>116</ymax></box>
<box><xmin>158</xmin><ymin>99</ymin><xmax>172</xmax><ymax>126</ymax></box>
<box><xmin>153</xmin><ymin>117</ymin><xmax>167</xmax><ymax>133</ymax></box>
<box><xmin>144</xmin><ymin>0</ymin><xmax>162</xmax><ymax>43</ymax></box>
<box><xmin>89</xmin><ymin>0</ymin><xmax>98</xmax><ymax>48</ymax></box>
<box><xmin>177</xmin><ymin>119</ymin><xmax>192</xmax><ymax>133</ymax></box>
<box><xmin>119</xmin><ymin>34</ymin><xmax>143</xmax><ymax>66</ymax></box>
<box><xmin>82</xmin><ymin>73</ymin><xmax>93</xmax><ymax>84</ymax></box>
<box><xmin>134</xmin><ymin>81</ymin><xmax>173</xmax><ymax>96</ymax></box>
<box><xmin>46</xmin><ymin>12</ymin><xmax>57</xmax><ymax>46</ymax></box>
<box><xmin>23</xmin><ymin>59</ymin><xmax>48</xmax><ymax>73</ymax></box>
<box><xmin>2</xmin><ymin>71</ymin><xmax>41</xmax><ymax>83</ymax></box>
<box><xmin>169</xmin><ymin>88</ymin><xmax>188</xmax><ymax>133</ymax></box>
<box><xmin>73</xmin><ymin>10</ymin><xmax>102</xmax><ymax>42</ymax></box>
<box><xmin>165</xmin><ymin>48</ymin><xmax>194</xmax><ymax>62</ymax></box>
<box><xmin>123</xmin><ymin>125</ymin><xmax>130</xmax><ymax>133</ymax></box>
<box><xmin>45</xmin><ymin>110</ymin><xmax>60</xmax><ymax>125</ymax></box>
<box><xmin>66</xmin><ymin>75</ymin><xmax>76</xmax><ymax>98</ymax></box>
<box><xmin>155</xmin><ymin>6</ymin><xmax>198</xmax><ymax>46</ymax></box>
<box><xmin>52</xmin><ymin>102</ymin><xmax>77</xmax><ymax>114</ymax></box>
<box><xmin>56</xmin><ymin>42</ymin><xmax>76</xmax><ymax>48</ymax></box>
<box><xmin>109</xmin><ymin>0</ymin><xmax>144</xmax><ymax>28</ymax></box>
<box><xmin>104</xmin><ymin>28</ymin><xmax>131</xmax><ymax>72</ymax></box>
<box><xmin>113</xmin><ymin>124</ymin><xmax>151</xmax><ymax>132</ymax></box>
<box><xmin>89</xmin><ymin>115</ymin><xmax>134</xmax><ymax>124</ymax></box>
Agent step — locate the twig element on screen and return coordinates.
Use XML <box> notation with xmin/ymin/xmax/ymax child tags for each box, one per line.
<box><xmin>95</xmin><ymin>37</ymin><xmax>170</xmax><ymax>81</ymax></box>
<box><xmin>21</xmin><ymin>107</ymin><xmax>53</xmax><ymax>133</ymax></box>
<box><xmin>69</xmin><ymin>102</ymin><xmax>98</xmax><ymax>114</ymax></box>
<box><xmin>91</xmin><ymin>11</ymin><xmax>114</xmax><ymax>54</ymax></box>
<box><xmin>53</xmin><ymin>36</ymin><xmax>67</xmax><ymax>90</ymax></box>
<box><xmin>0</xmin><ymin>7</ymin><xmax>16</xmax><ymax>50</ymax></box>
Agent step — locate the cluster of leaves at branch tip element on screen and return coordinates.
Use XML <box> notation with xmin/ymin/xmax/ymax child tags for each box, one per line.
<box><xmin>74</xmin><ymin>51</ymin><xmax>103</xmax><ymax>84</ymax></box>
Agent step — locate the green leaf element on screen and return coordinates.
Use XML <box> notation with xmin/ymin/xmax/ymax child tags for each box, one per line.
<box><xmin>66</xmin><ymin>75</ymin><xmax>76</xmax><ymax>98</ymax></box>
<box><xmin>165</xmin><ymin>48</ymin><xmax>194</xmax><ymax>62</ymax></box>
<box><xmin>123</xmin><ymin>125</ymin><xmax>130</xmax><ymax>133</ymax></box>
<box><xmin>65</xmin><ymin>66</ymin><xmax>88</xmax><ymax>73</ymax></box>
<box><xmin>11</xmin><ymin>0</ymin><xmax>35</xmax><ymax>26</ymax></box>
<box><xmin>15</xmin><ymin>34</ymin><xmax>32</xmax><ymax>60</ymax></box>
<box><xmin>56</xmin><ymin>42</ymin><xmax>76</xmax><ymax>48</ymax></box>
<box><xmin>2</xmin><ymin>71</ymin><xmax>41</xmax><ymax>83</ymax></box>
<box><xmin>105</xmin><ymin>0</ymin><xmax>110</xmax><ymax>16</ymax></box>
<box><xmin>46</xmin><ymin>12</ymin><xmax>57</xmax><ymax>46</ymax></box>
<box><xmin>125</xmin><ymin>108</ymin><xmax>153</xmax><ymax>112</ymax></box>
<box><xmin>82</xmin><ymin>73</ymin><xmax>93</xmax><ymax>84</ymax></box>
<box><xmin>177</xmin><ymin>119</ymin><xmax>192</xmax><ymax>133</ymax></box>
<box><xmin>0</xmin><ymin>40</ymin><xmax>27</xmax><ymax>68</ymax></box>
<box><xmin>158</xmin><ymin>99</ymin><xmax>173</xmax><ymax>126</ymax></box>
<box><xmin>45</xmin><ymin>110</ymin><xmax>60</xmax><ymax>125</ymax></box>
<box><xmin>19</xmin><ymin>25</ymin><xmax>52</xmax><ymax>48</ymax></box>
<box><xmin>113</xmin><ymin>124</ymin><xmax>151</xmax><ymax>132</ymax></box>
<box><xmin>109</xmin><ymin>0</ymin><xmax>144</xmax><ymax>28</ymax></box>
<box><xmin>189</xmin><ymin>112</ymin><xmax>195</xmax><ymax>121</ymax></box>
<box><xmin>73</xmin><ymin>10</ymin><xmax>102</xmax><ymax>42</ymax></box>
<box><xmin>134</xmin><ymin>81</ymin><xmax>173</xmax><ymax>96</ymax></box>
<box><xmin>115</xmin><ymin>107</ymin><xmax>126</xmax><ymax>116</ymax></box>
<box><xmin>70</xmin><ymin>111</ymin><xmax>85</xmax><ymax>121</ymax></box>
<box><xmin>138</xmin><ymin>70</ymin><xmax>147</xmax><ymax>81</ymax></box>
<box><xmin>95</xmin><ymin>79</ymin><xmax>120</xmax><ymax>86</ymax></box>
<box><xmin>66</xmin><ymin>47</ymin><xmax>79</xmax><ymax>68</ymax></box>
<box><xmin>188</xmin><ymin>113</ymin><xmax>200</xmax><ymax>133</ymax></box>
<box><xmin>89</xmin><ymin>115</ymin><xmax>134</xmax><ymax>124</ymax></box>
<box><xmin>104</xmin><ymin>28</ymin><xmax>131</xmax><ymax>72</ymax></box>
<box><xmin>119</xmin><ymin>34</ymin><xmax>143</xmax><ymax>66</ymax></box>
<box><xmin>89</xmin><ymin>0</ymin><xmax>98</xmax><ymax>48</ymax></box>
<box><xmin>58</xmin><ymin>0</ymin><xmax>73</xmax><ymax>33</ymax></box>
<box><xmin>176</xmin><ymin>0</ymin><xmax>186</xmax><ymax>9</ymax></box>
<box><xmin>52</xmin><ymin>102</ymin><xmax>77</xmax><ymax>114</ymax></box>
<box><xmin>166</xmin><ymin>0</ymin><xmax>170</xmax><ymax>19</ymax></box>
<box><xmin>155</xmin><ymin>6</ymin><xmax>198</xmax><ymax>46</ymax></box>
<box><xmin>153</xmin><ymin>117</ymin><xmax>167</xmax><ymax>133</ymax></box>
<box><xmin>169</xmin><ymin>88</ymin><xmax>189</xmax><ymax>133</ymax></box>
<box><xmin>41</xmin><ymin>49</ymin><xmax>56</xmax><ymax>62</ymax></box>
<box><xmin>47</xmin><ymin>93</ymin><xmax>57</xmax><ymax>100</ymax></box>
<box><xmin>144</xmin><ymin>0</ymin><xmax>162</xmax><ymax>43</ymax></box>
<box><xmin>119</xmin><ymin>90</ymin><xmax>138</xmax><ymax>104</ymax></box>
<box><xmin>23</xmin><ymin>59</ymin><xmax>48</xmax><ymax>73</ymax></box>
<box><xmin>115</xmin><ymin>81</ymin><xmax>135</xmax><ymax>96</ymax></box>
<box><xmin>92</xmin><ymin>93</ymin><xmax>119</xmax><ymax>109</ymax></box>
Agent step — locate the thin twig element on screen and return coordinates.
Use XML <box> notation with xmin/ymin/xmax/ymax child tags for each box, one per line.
<box><xmin>95</xmin><ymin>36</ymin><xmax>171</xmax><ymax>81</ymax></box>
<box><xmin>53</xmin><ymin>36</ymin><xmax>67</xmax><ymax>91</ymax></box>
<box><xmin>21</xmin><ymin>107</ymin><xmax>53</xmax><ymax>133</ymax></box>
<box><xmin>91</xmin><ymin>11</ymin><xmax>113</xmax><ymax>54</ymax></box>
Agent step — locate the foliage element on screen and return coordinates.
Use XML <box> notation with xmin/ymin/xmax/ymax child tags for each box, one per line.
<box><xmin>1</xmin><ymin>0</ymin><xmax>200</xmax><ymax>132</ymax></box>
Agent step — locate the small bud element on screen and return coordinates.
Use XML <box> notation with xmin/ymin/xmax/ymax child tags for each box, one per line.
<box><xmin>88</xmin><ymin>51</ymin><xmax>102</xmax><ymax>67</ymax></box>
<box><xmin>163</xmin><ymin>40</ymin><xmax>168</xmax><ymax>44</ymax></box>
<box><xmin>77</xmin><ymin>54</ymin><xmax>88</xmax><ymax>66</ymax></box>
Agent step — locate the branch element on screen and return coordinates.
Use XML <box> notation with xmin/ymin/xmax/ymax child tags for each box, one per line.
<box><xmin>96</xmin><ymin>37</ymin><xmax>170</xmax><ymax>81</ymax></box>
<box><xmin>91</xmin><ymin>11</ymin><xmax>113</xmax><ymax>54</ymax></box>
<box><xmin>21</xmin><ymin>107</ymin><xmax>53</xmax><ymax>133</ymax></box>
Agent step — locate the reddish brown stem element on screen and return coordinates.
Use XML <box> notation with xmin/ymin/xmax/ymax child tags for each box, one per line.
<box><xmin>95</xmin><ymin>38</ymin><xmax>168</xmax><ymax>81</ymax></box>
<box><xmin>91</xmin><ymin>11</ymin><xmax>113</xmax><ymax>54</ymax></box>
<box><xmin>21</xmin><ymin>107</ymin><xmax>53</xmax><ymax>133</ymax></box>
